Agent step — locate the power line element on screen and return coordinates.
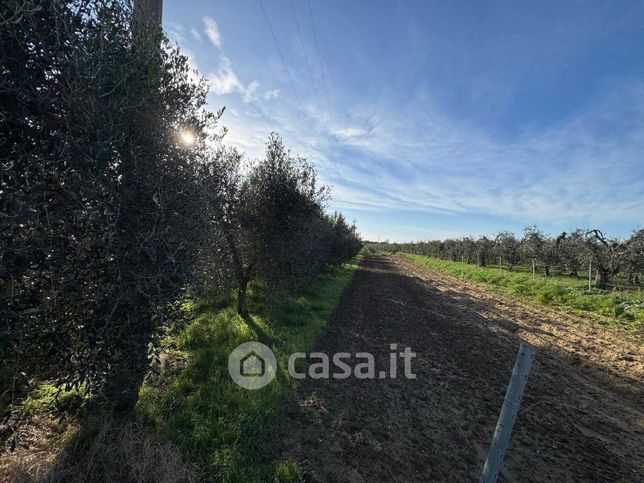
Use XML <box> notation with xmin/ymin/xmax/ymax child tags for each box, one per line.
<box><xmin>306</xmin><ymin>0</ymin><xmax>334</xmax><ymax>129</ymax></box>
<box><xmin>290</xmin><ymin>0</ymin><xmax>322</xmax><ymax>115</ymax></box>
<box><xmin>289</xmin><ymin>0</ymin><xmax>338</xmax><ymax>172</ymax></box>
<box><xmin>258</xmin><ymin>0</ymin><xmax>303</xmax><ymax>110</ymax></box>
<box><xmin>258</xmin><ymin>0</ymin><xmax>339</xmax><ymax>174</ymax></box>
<box><xmin>306</xmin><ymin>0</ymin><xmax>341</xmax><ymax>174</ymax></box>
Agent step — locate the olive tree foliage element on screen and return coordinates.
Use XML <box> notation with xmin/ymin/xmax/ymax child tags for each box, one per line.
<box><xmin>198</xmin><ymin>134</ymin><xmax>361</xmax><ymax>315</ymax></box>
<box><xmin>556</xmin><ymin>229</ymin><xmax>644</xmax><ymax>287</ymax></box>
<box><xmin>495</xmin><ymin>231</ymin><xmax>521</xmax><ymax>270</ymax></box>
<box><xmin>554</xmin><ymin>229</ymin><xmax>588</xmax><ymax>277</ymax></box>
<box><xmin>583</xmin><ymin>230</ymin><xmax>633</xmax><ymax>289</ymax></box>
<box><xmin>521</xmin><ymin>226</ymin><xmax>560</xmax><ymax>276</ymax></box>
<box><xmin>325</xmin><ymin>212</ymin><xmax>362</xmax><ymax>266</ymax></box>
<box><xmin>459</xmin><ymin>237</ymin><xmax>476</xmax><ymax>264</ymax></box>
<box><xmin>475</xmin><ymin>236</ymin><xmax>495</xmax><ymax>267</ymax></box>
<box><xmin>248</xmin><ymin>135</ymin><xmax>331</xmax><ymax>290</ymax></box>
<box><xmin>623</xmin><ymin>230</ymin><xmax>644</xmax><ymax>285</ymax></box>
<box><xmin>371</xmin><ymin>225</ymin><xmax>642</xmax><ymax>290</ymax></box>
<box><xmin>1</xmin><ymin>0</ymin><xmax>219</xmax><ymax>410</ymax></box>
<box><xmin>192</xmin><ymin>146</ymin><xmax>242</xmax><ymax>298</ymax></box>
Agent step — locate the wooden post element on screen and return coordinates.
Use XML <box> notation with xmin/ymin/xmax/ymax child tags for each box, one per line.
<box><xmin>133</xmin><ymin>0</ymin><xmax>163</xmax><ymax>28</ymax></box>
<box><xmin>480</xmin><ymin>342</ymin><xmax>536</xmax><ymax>483</ymax></box>
<box><xmin>531</xmin><ymin>259</ymin><xmax>535</xmax><ymax>278</ymax></box>
<box><xmin>588</xmin><ymin>261</ymin><xmax>592</xmax><ymax>292</ymax></box>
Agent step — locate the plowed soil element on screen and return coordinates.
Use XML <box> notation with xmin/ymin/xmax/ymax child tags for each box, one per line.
<box><xmin>277</xmin><ymin>255</ymin><xmax>643</xmax><ymax>482</ymax></box>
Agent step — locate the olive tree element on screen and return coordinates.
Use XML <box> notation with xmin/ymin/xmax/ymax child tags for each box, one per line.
<box><xmin>201</xmin><ymin>134</ymin><xmax>331</xmax><ymax>315</ymax></box>
<box><xmin>521</xmin><ymin>226</ymin><xmax>560</xmax><ymax>276</ymax></box>
<box><xmin>320</xmin><ymin>212</ymin><xmax>361</xmax><ymax>266</ymax></box>
<box><xmin>475</xmin><ymin>236</ymin><xmax>495</xmax><ymax>267</ymax></box>
<box><xmin>1</xmin><ymin>0</ymin><xmax>217</xmax><ymax>410</ymax></box>
<box><xmin>495</xmin><ymin>231</ymin><xmax>521</xmax><ymax>270</ymax></box>
<box><xmin>460</xmin><ymin>237</ymin><xmax>477</xmax><ymax>264</ymax></box>
<box><xmin>584</xmin><ymin>230</ymin><xmax>626</xmax><ymax>289</ymax></box>
<box><xmin>623</xmin><ymin>230</ymin><xmax>644</xmax><ymax>285</ymax></box>
<box><xmin>554</xmin><ymin>230</ymin><xmax>588</xmax><ymax>277</ymax></box>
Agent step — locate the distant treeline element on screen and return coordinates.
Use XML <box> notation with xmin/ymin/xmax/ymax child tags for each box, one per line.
<box><xmin>368</xmin><ymin>226</ymin><xmax>643</xmax><ymax>288</ymax></box>
<box><xmin>1</xmin><ymin>1</ymin><xmax>361</xmax><ymax>412</ymax></box>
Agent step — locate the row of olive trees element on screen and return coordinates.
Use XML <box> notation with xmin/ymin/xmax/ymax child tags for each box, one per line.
<box><xmin>0</xmin><ymin>1</ymin><xmax>360</xmax><ymax>412</ymax></box>
<box><xmin>197</xmin><ymin>138</ymin><xmax>361</xmax><ymax>315</ymax></box>
<box><xmin>373</xmin><ymin>227</ymin><xmax>643</xmax><ymax>289</ymax></box>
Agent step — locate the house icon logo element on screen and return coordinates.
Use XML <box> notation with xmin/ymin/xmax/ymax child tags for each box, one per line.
<box><xmin>228</xmin><ymin>341</ymin><xmax>277</xmax><ymax>389</ymax></box>
<box><xmin>240</xmin><ymin>351</ymin><xmax>265</xmax><ymax>377</ymax></box>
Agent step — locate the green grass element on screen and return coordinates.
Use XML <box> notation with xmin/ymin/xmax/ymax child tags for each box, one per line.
<box><xmin>400</xmin><ymin>253</ymin><xmax>643</xmax><ymax>330</ymax></box>
<box><xmin>19</xmin><ymin>384</ymin><xmax>89</xmax><ymax>416</ymax></box>
<box><xmin>136</xmin><ymin>258</ymin><xmax>360</xmax><ymax>481</ymax></box>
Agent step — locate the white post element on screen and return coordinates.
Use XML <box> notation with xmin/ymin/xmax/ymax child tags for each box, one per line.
<box><xmin>588</xmin><ymin>261</ymin><xmax>592</xmax><ymax>292</ymax></box>
<box><xmin>480</xmin><ymin>342</ymin><xmax>536</xmax><ymax>483</ymax></box>
<box><xmin>498</xmin><ymin>257</ymin><xmax>502</xmax><ymax>270</ymax></box>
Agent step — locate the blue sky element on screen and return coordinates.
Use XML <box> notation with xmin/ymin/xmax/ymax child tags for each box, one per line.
<box><xmin>163</xmin><ymin>0</ymin><xmax>644</xmax><ymax>242</ymax></box>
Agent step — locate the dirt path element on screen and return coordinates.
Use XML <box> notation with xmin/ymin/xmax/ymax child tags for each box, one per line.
<box><xmin>277</xmin><ymin>255</ymin><xmax>643</xmax><ymax>482</ymax></box>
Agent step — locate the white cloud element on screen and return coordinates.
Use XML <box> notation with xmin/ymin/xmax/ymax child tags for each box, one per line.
<box><xmin>331</xmin><ymin>126</ymin><xmax>370</xmax><ymax>139</ymax></box>
<box><xmin>194</xmin><ymin>20</ymin><xmax>271</xmax><ymax>104</ymax></box>
<box><xmin>206</xmin><ymin>57</ymin><xmax>263</xmax><ymax>105</ymax></box>
<box><xmin>191</xmin><ymin>27</ymin><xmax>202</xmax><ymax>42</ymax></box>
<box><xmin>264</xmin><ymin>88</ymin><xmax>281</xmax><ymax>100</ymax></box>
<box><xmin>242</xmin><ymin>81</ymin><xmax>259</xmax><ymax>103</ymax></box>
<box><xmin>206</xmin><ymin>57</ymin><xmax>242</xmax><ymax>94</ymax></box>
<box><xmin>202</xmin><ymin>16</ymin><xmax>222</xmax><ymax>49</ymax></box>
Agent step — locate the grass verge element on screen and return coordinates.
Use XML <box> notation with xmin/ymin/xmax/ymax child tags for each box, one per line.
<box><xmin>136</xmin><ymin>258</ymin><xmax>360</xmax><ymax>481</ymax></box>
<box><xmin>399</xmin><ymin>253</ymin><xmax>643</xmax><ymax>330</ymax></box>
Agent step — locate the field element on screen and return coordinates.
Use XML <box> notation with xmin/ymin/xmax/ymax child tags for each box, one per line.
<box><xmin>277</xmin><ymin>255</ymin><xmax>643</xmax><ymax>480</ymax></box>
<box><xmin>398</xmin><ymin>253</ymin><xmax>644</xmax><ymax>330</ymax></box>
<box><xmin>3</xmin><ymin>253</ymin><xmax>643</xmax><ymax>481</ymax></box>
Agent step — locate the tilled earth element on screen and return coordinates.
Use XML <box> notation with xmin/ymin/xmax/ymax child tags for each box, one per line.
<box><xmin>277</xmin><ymin>255</ymin><xmax>643</xmax><ymax>482</ymax></box>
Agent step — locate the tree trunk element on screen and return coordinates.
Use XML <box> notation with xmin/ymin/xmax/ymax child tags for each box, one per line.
<box><xmin>627</xmin><ymin>272</ymin><xmax>639</xmax><ymax>285</ymax></box>
<box><xmin>133</xmin><ymin>0</ymin><xmax>163</xmax><ymax>29</ymax></box>
<box><xmin>100</xmin><ymin>0</ymin><xmax>162</xmax><ymax>412</ymax></box>
<box><xmin>221</xmin><ymin>225</ymin><xmax>251</xmax><ymax>315</ymax></box>
<box><xmin>595</xmin><ymin>269</ymin><xmax>610</xmax><ymax>289</ymax></box>
<box><xmin>543</xmin><ymin>264</ymin><xmax>550</xmax><ymax>277</ymax></box>
<box><xmin>237</xmin><ymin>278</ymin><xmax>249</xmax><ymax>315</ymax></box>
<box><xmin>102</xmin><ymin>335</ymin><xmax>149</xmax><ymax>411</ymax></box>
